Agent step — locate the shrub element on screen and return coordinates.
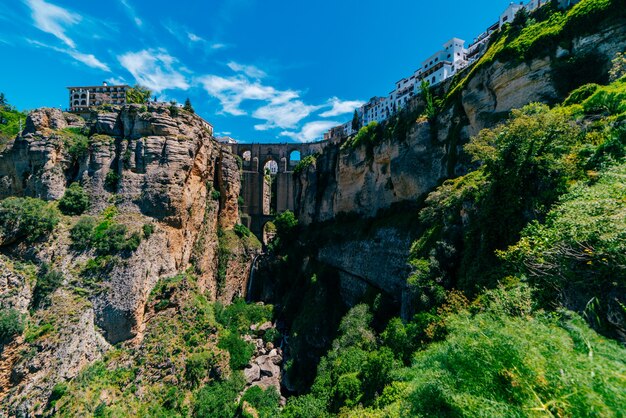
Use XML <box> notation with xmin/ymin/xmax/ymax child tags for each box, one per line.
<box><xmin>233</xmin><ymin>223</ymin><xmax>251</xmax><ymax>238</ymax></box>
<box><xmin>282</xmin><ymin>394</ymin><xmax>329</xmax><ymax>418</ymax></box>
<box><xmin>185</xmin><ymin>350</ymin><xmax>215</xmax><ymax>387</ymax></box>
<box><xmin>194</xmin><ymin>380</ymin><xmax>240</xmax><ymax>418</ymax></box>
<box><xmin>501</xmin><ymin>164</ymin><xmax>626</xmax><ymax>333</ymax></box>
<box><xmin>0</xmin><ymin>308</ymin><xmax>24</xmax><ymax>344</ymax></box>
<box><xmin>293</xmin><ymin>155</ymin><xmax>317</xmax><ymax>175</ymax></box>
<box><xmin>70</xmin><ymin>214</ymin><xmax>141</xmax><ymax>255</ymax></box>
<box><xmin>609</xmin><ymin>51</ymin><xmax>626</xmax><ymax>82</ymax></box>
<box><xmin>217</xmin><ymin>330</ymin><xmax>255</xmax><ymax>370</ymax></box>
<box><xmin>104</xmin><ymin>171</ymin><xmax>120</xmax><ymax>191</ymax></box>
<box><xmin>240</xmin><ymin>386</ymin><xmax>280</xmax><ymax>418</ymax></box>
<box><xmin>142</xmin><ymin>223</ymin><xmax>154</xmax><ymax>238</ymax></box>
<box><xmin>563</xmin><ymin>83</ymin><xmax>600</xmax><ymax>106</ymax></box>
<box><xmin>32</xmin><ymin>264</ymin><xmax>64</xmax><ymax>308</ymax></box>
<box><xmin>70</xmin><ymin>216</ymin><xmax>97</xmax><ymax>250</ymax></box>
<box><xmin>62</xmin><ymin>130</ymin><xmax>90</xmax><ymax>162</ymax></box>
<box><xmin>211</xmin><ymin>189</ymin><xmax>221</xmax><ymax>201</ymax></box>
<box><xmin>406</xmin><ymin>312</ymin><xmax>626</xmax><ymax>417</ymax></box>
<box><xmin>0</xmin><ymin>197</ymin><xmax>59</xmax><ymax>245</ymax></box>
<box><xmin>58</xmin><ymin>183</ymin><xmax>90</xmax><ymax>216</ymax></box>
<box><xmin>215</xmin><ymin>298</ymin><xmax>273</xmax><ymax>332</ymax></box>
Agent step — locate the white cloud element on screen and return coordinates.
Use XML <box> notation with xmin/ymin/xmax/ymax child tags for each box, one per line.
<box><xmin>281</xmin><ymin>121</ymin><xmax>339</xmax><ymax>143</ymax></box>
<box><xmin>199</xmin><ymin>74</ymin><xmax>297</xmax><ymax>116</ymax></box>
<box><xmin>27</xmin><ymin>39</ymin><xmax>110</xmax><ymax>71</ymax></box>
<box><xmin>107</xmin><ymin>76</ymin><xmax>127</xmax><ymax>85</ymax></box>
<box><xmin>67</xmin><ymin>50</ymin><xmax>110</xmax><ymax>71</ymax></box>
<box><xmin>211</xmin><ymin>43</ymin><xmax>227</xmax><ymax>50</ymax></box>
<box><xmin>119</xmin><ymin>49</ymin><xmax>189</xmax><ymax>93</ymax></box>
<box><xmin>319</xmin><ymin>97</ymin><xmax>365</xmax><ymax>117</ymax></box>
<box><xmin>25</xmin><ymin>0</ymin><xmax>81</xmax><ymax>48</ymax></box>
<box><xmin>227</xmin><ymin>61</ymin><xmax>267</xmax><ymax>79</ymax></box>
<box><xmin>253</xmin><ymin>100</ymin><xmax>321</xmax><ymax>130</ymax></box>
<box><xmin>119</xmin><ymin>0</ymin><xmax>143</xmax><ymax>28</ymax></box>
<box><xmin>188</xmin><ymin>32</ymin><xmax>203</xmax><ymax>42</ymax></box>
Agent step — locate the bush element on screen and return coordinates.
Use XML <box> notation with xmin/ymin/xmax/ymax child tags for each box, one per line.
<box><xmin>293</xmin><ymin>155</ymin><xmax>317</xmax><ymax>175</ymax></box>
<box><xmin>70</xmin><ymin>216</ymin><xmax>98</xmax><ymax>250</ymax></box>
<box><xmin>211</xmin><ymin>189</ymin><xmax>221</xmax><ymax>201</ymax></box>
<box><xmin>58</xmin><ymin>183</ymin><xmax>90</xmax><ymax>216</ymax></box>
<box><xmin>142</xmin><ymin>223</ymin><xmax>154</xmax><ymax>238</ymax></box>
<box><xmin>563</xmin><ymin>83</ymin><xmax>600</xmax><ymax>106</ymax></box>
<box><xmin>501</xmin><ymin>164</ymin><xmax>626</xmax><ymax>333</ymax></box>
<box><xmin>0</xmin><ymin>308</ymin><xmax>24</xmax><ymax>344</ymax></box>
<box><xmin>32</xmin><ymin>264</ymin><xmax>64</xmax><ymax>308</ymax></box>
<box><xmin>70</xmin><ymin>214</ymin><xmax>141</xmax><ymax>255</ymax></box>
<box><xmin>233</xmin><ymin>224</ymin><xmax>251</xmax><ymax>238</ymax></box>
<box><xmin>0</xmin><ymin>197</ymin><xmax>59</xmax><ymax>245</ymax></box>
<box><xmin>406</xmin><ymin>312</ymin><xmax>626</xmax><ymax>417</ymax></box>
<box><xmin>217</xmin><ymin>330</ymin><xmax>255</xmax><ymax>370</ymax></box>
<box><xmin>104</xmin><ymin>171</ymin><xmax>120</xmax><ymax>191</ymax></box>
<box><xmin>185</xmin><ymin>350</ymin><xmax>215</xmax><ymax>387</ymax></box>
<box><xmin>194</xmin><ymin>380</ymin><xmax>240</xmax><ymax>418</ymax></box>
<box><xmin>240</xmin><ymin>386</ymin><xmax>280</xmax><ymax>418</ymax></box>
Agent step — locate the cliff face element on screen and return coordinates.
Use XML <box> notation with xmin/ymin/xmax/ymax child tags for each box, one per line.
<box><xmin>292</xmin><ymin>22</ymin><xmax>626</xmax><ymax>312</ymax></box>
<box><xmin>0</xmin><ymin>104</ymin><xmax>259</xmax><ymax>415</ymax></box>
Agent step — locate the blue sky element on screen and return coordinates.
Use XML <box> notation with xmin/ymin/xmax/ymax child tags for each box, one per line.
<box><xmin>0</xmin><ymin>0</ymin><xmax>505</xmax><ymax>143</ymax></box>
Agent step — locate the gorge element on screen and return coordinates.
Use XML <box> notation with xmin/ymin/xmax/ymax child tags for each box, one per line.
<box><xmin>0</xmin><ymin>0</ymin><xmax>626</xmax><ymax>416</ymax></box>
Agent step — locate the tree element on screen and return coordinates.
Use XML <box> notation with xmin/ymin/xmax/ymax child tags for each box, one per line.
<box><xmin>351</xmin><ymin>110</ymin><xmax>359</xmax><ymax>132</ymax></box>
<box><xmin>125</xmin><ymin>85</ymin><xmax>151</xmax><ymax>104</ymax></box>
<box><xmin>0</xmin><ymin>92</ymin><xmax>6</xmax><ymax>109</ymax></box>
<box><xmin>58</xmin><ymin>183</ymin><xmax>90</xmax><ymax>216</ymax></box>
<box><xmin>183</xmin><ymin>98</ymin><xmax>195</xmax><ymax>114</ymax></box>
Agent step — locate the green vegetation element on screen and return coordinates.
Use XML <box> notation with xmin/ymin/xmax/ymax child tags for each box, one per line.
<box><xmin>53</xmin><ymin>274</ymin><xmax>277</xmax><ymax>417</ymax></box>
<box><xmin>32</xmin><ymin>264</ymin><xmax>64</xmax><ymax>308</ymax></box>
<box><xmin>0</xmin><ymin>197</ymin><xmax>59</xmax><ymax>245</ymax></box>
<box><xmin>0</xmin><ymin>93</ymin><xmax>27</xmax><ymax>143</ymax></box>
<box><xmin>58</xmin><ymin>183</ymin><xmax>90</xmax><ymax>216</ymax></box>
<box><xmin>342</xmin><ymin>121</ymin><xmax>382</xmax><ymax>150</ymax></box>
<box><xmin>284</xmin><ymin>290</ymin><xmax>626</xmax><ymax>417</ymax></box>
<box><xmin>0</xmin><ymin>308</ymin><xmax>24</xmax><ymax>344</ymax></box>
<box><xmin>126</xmin><ymin>85</ymin><xmax>152</xmax><ymax>104</ymax></box>
<box><xmin>240</xmin><ymin>386</ymin><xmax>280</xmax><ymax>418</ymax></box>
<box><xmin>446</xmin><ymin>0</ymin><xmax>625</xmax><ymax>103</ymax></box>
<box><xmin>292</xmin><ymin>154</ymin><xmax>317</xmax><ymax>175</ymax></box>
<box><xmin>184</xmin><ymin>98</ymin><xmax>195</xmax><ymax>114</ymax></box>
<box><xmin>104</xmin><ymin>170</ymin><xmax>120</xmax><ymax>191</ymax></box>
<box><xmin>70</xmin><ymin>207</ymin><xmax>141</xmax><ymax>255</ymax></box>
<box><xmin>60</xmin><ymin>128</ymin><xmax>90</xmax><ymax>162</ymax></box>
<box><xmin>233</xmin><ymin>223</ymin><xmax>251</xmax><ymax>238</ymax></box>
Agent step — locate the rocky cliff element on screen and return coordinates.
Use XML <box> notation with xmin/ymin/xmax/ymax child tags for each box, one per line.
<box><xmin>0</xmin><ymin>104</ymin><xmax>260</xmax><ymax>415</ymax></box>
<box><xmin>291</xmin><ymin>21</ymin><xmax>626</xmax><ymax>313</ymax></box>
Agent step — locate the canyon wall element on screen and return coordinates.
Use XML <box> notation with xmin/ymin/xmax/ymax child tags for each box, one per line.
<box><xmin>0</xmin><ymin>104</ymin><xmax>260</xmax><ymax>414</ymax></box>
<box><xmin>292</xmin><ymin>22</ymin><xmax>626</xmax><ymax>311</ymax></box>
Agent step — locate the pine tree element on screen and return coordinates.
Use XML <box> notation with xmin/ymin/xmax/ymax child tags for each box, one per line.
<box><xmin>0</xmin><ymin>93</ymin><xmax>6</xmax><ymax>109</ymax></box>
<box><xmin>183</xmin><ymin>98</ymin><xmax>195</xmax><ymax>114</ymax></box>
<box><xmin>351</xmin><ymin>110</ymin><xmax>359</xmax><ymax>132</ymax></box>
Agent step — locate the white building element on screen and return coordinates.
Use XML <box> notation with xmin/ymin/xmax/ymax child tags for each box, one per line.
<box><xmin>415</xmin><ymin>37</ymin><xmax>468</xmax><ymax>87</ymax></box>
<box><xmin>361</xmin><ymin>96</ymin><xmax>392</xmax><ymax>126</ymax></box>
<box><xmin>500</xmin><ymin>2</ymin><xmax>525</xmax><ymax>27</ymax></box>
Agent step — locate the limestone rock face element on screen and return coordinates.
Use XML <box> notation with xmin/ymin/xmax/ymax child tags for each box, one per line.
<box><xmin>0</xmin><ymin>103</ymin><xmax>257</xmax><ymax>414</ymax></box>
<box><xmin>293</xmin><ymin>22</ymin><xmax>626</xmax><ymax>316</ymax></box>
<box><xmin>23</xmin><ymin>108</ymin><xmax>67</xmax><ymax>135</ymax></box>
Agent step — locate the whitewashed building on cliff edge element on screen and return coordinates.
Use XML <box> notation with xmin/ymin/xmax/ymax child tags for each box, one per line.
<box><xmin>67</xmin><ymin>82</ymin><xmax>130</xmax><ymax>112</ymax></box>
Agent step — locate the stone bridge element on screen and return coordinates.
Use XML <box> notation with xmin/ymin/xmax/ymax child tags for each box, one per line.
<box><xmin>225</xmin><ymin>141</ymin><xmax>328</xmax><ymax>240</ymax></box>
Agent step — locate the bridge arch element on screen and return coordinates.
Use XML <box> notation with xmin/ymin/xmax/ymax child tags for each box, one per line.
<box><xmin>224</xmin><ymin>140</ymin><xmax>329</xmax><ymax>239</ymax></box>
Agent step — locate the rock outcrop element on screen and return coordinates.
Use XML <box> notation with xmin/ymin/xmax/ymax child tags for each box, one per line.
<box><xmin>0</xmin><ymin>103</ymin><xmax>260</xmax><ymax>414</ymax></box>
<box><xmin>292</xmin><ymin>22</ymin><xmax>626</xmax><ymax>313</ymax></box>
